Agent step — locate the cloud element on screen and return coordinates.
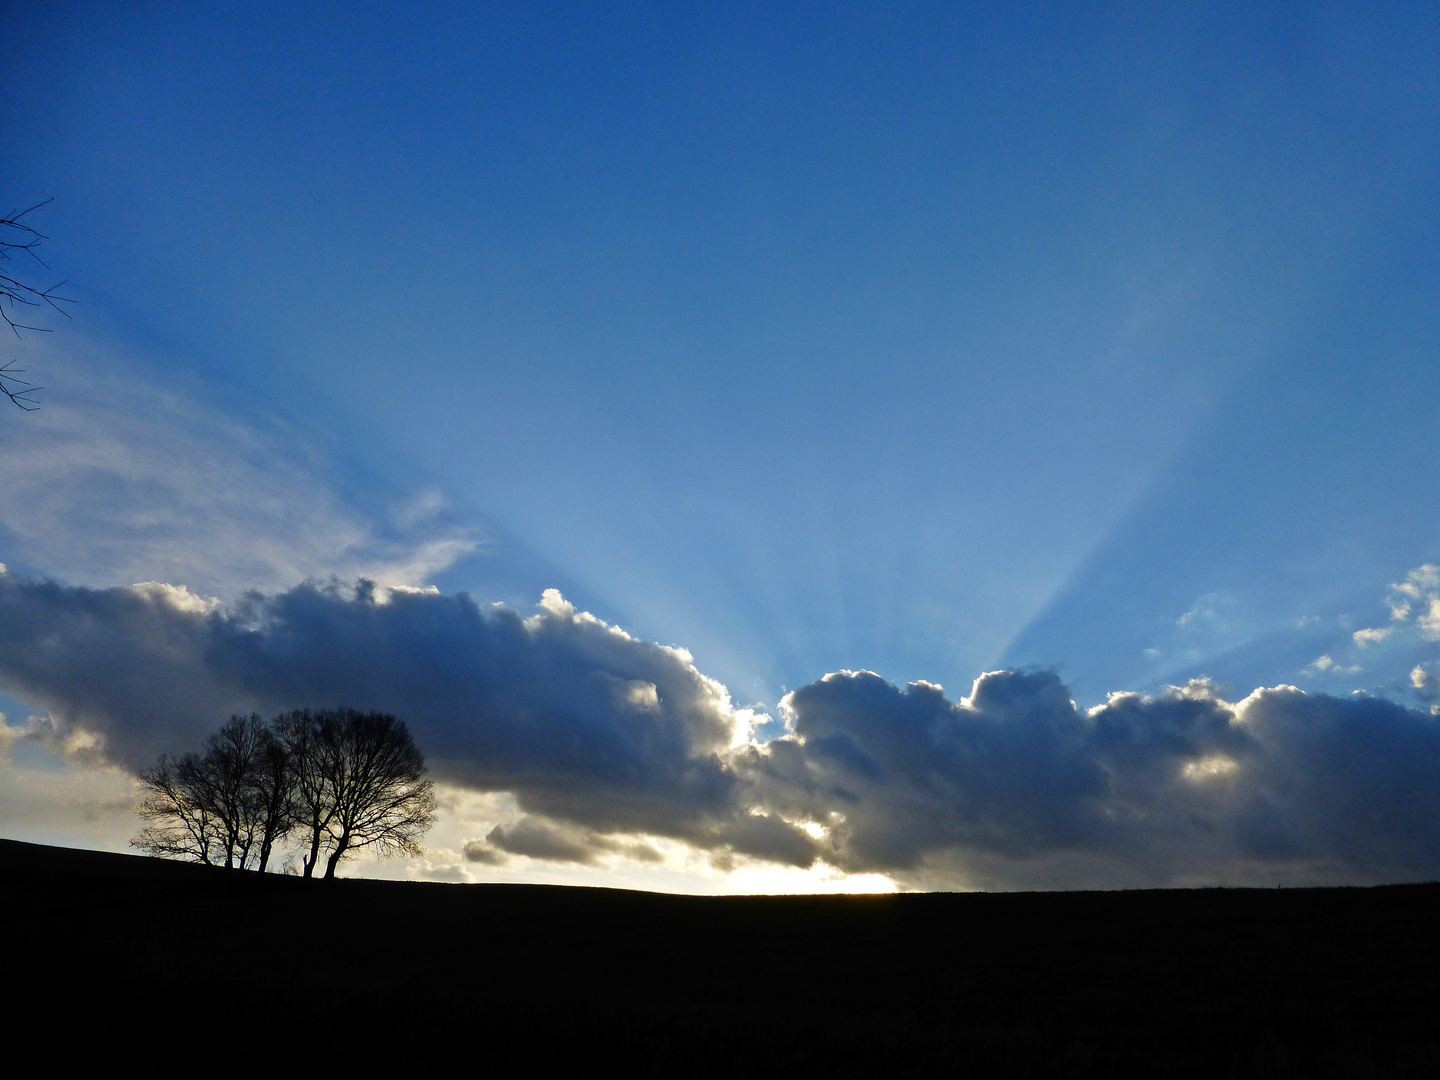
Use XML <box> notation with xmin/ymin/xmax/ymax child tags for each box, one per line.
<box><xmin>1387</xmin><ymin>564</ymin><xmax>1440</xmax><ymax>629</ymax></box>
<box><xmin>467</xmin><ymin>815</ymin><xmax>669</xmax><ymax>867</ymax></box>
<box><xmin>0</xmin><ymin>570</ymin><xmax>765</xmax><ymax>860</ymax></box>
<box><xmin>485</xmin><ymin>817</ymin><xmax>602</xmax><ymax>864</ymax></box>
<box><xmin>1292</xmin><ymin>566</ymin><xmax>1440</xmax><ymax>698</ymax></box>
<box><xmin>460</xmin><ymin>838</ymin><xmax>510</xmax><ymax>865</ymax></box>
<box><xmin>763</xmin><ymin>671</ymin><xmax>1440</xmax><ymax>887</ymax></box>
<box><xmin>0</xmin><ymin>710</ymin><xmax>140</xmax><ymax>851</ymax></box>
<box><xmin>0</xmin><ymin>336</ymin><xmax>477</xmax><ymax>598</ymax></box>
<box><xmin>1412</xmin><ymin>665</ymin><xmax>1440</xmax><ymax>705</ymax></box>
<box><xmin>1419</xmin><ymin>600</ymin><xmax>1440</xmax><ymax>642</ymax></box>
<box><xmin>1303</xmin><ymin>654</ymin><xmax>1359</xmax><ymax>677</ymax></box>
<box><xmin>1173</xmin><ymin>593</ymin><xmax>1234</xmax><ymax>630</ymax></box>
<box><xmin>4</xmin><ymin>569</ymin><xmax>1440</xmax><ymax>889</ymax></box>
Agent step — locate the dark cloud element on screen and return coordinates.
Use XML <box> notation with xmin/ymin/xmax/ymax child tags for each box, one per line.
<box><xmin>0</xmin><ymin>572</ymin><xmax>759</xmax><ymax>860</ymax></box>
<box><xmin>470</xmin><ymin>816</ymin><xmax>672</xmax><ymax>867</ymax></box>
<box><xmin>460</xmin><ymin>839</ymin><xmax>509</xmax><ymax>866</ymax></box>
<box><xmin>767</xmin><ymin>671</ymin><xmax>1440</xmax><ymax>886</ymax></box>
<box><xmin>4</xmin><ymin>569</ymin><xmax>1440</xmax><ymax>888</ymax></box>
<box><xmin>0</xmin><ymin>577</ymin><xmax>244</xmax><ymax>762</ymax></box>
<box><xmin>485</xmin><ymin>817</ymin><xmax>605</xmax><ymax>864</ymax></box>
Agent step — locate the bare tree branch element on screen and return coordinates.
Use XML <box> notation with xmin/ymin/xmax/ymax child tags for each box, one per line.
<box><xmin>1</xmin><ymin>199</ymin><xmax>75</xmax><ymax>335</ymax></box>
<box><xmin>2</xmin><ymin>199</ymin><xmax>75</xmax><ymax>410</ymax></box>
<box><xmin>0</xmin><ymin>360</ymin><xmax>42</xmax><ymax>411</ymax></box>
<box><xmin>133</xmin><ymin>753</ymin><xmax>222</xmax><ymax>866</ymax></box>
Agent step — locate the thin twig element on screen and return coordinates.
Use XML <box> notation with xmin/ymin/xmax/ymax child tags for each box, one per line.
<box><xmin>0</xmin><ymin>360</ymin><xmax>42</xmax><ymax>410</ymax></box>
<box><xmin>1</xmin><ymin>198</ymin><xmax>75</xmax><ymax>338</ymax></box>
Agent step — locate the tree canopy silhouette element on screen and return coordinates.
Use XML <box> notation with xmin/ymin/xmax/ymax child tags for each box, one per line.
<box><xmin>134</xmin><ymin>714</ymin><xmax>295</xmax><ymax>871</ymax></box>
<box><xmin>133</xmin><ymin>709</ymin><xmax>435</xmax><ymax>878</ymax></box>
<box><xmin>275</xmin><ymin>708</ymin><xmax>437</xmax><ymax>879</ymax></box>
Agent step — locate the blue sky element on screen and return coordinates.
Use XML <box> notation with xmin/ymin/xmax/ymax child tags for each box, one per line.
<box><xmin>3</xmin><ymin>3</ymin><xmax>1440</xmax><ymax>891</ymax></box>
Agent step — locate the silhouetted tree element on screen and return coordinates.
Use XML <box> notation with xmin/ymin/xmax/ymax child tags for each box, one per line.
<box><xmin>273</xmin><ymin>708</ymin><xmax>338</xmax><ymax>878</ymax></box>
<box><xmin>317</xmin><ymin>710</ymin><xmax>435</xmax><ymax>879</ymax></box>
<box><xmin>198</xmin><ymin>714</ymin><xmax>303</xmax><ymax>870</ymax></box>
<box><xmin>133</xmin><ymin>714</ymin><xmax>298</xmax><ymax>870</ymax></box>
<box><xmin>133</xmin><ymin>752</ymin><xmax>223</xmax><ymax>865</ymax></box>
<box><xmin>135</xmin><ymin>708</ymin><xmax>433</xmax><ymax>876</ymax></box>
<box><xmin>1</xmin><ymin>199</ymin><xmax>73</xmax><ymax>410</ymax></box>
<box><xmin>251</xmin><ymin>723</ymin><xmax>298</xmax><ymax>873</ymax></box>
<box><xmin>201</xmin><ymin>714</ymin><xmax>268</xmax><ymax>868</ymax></box>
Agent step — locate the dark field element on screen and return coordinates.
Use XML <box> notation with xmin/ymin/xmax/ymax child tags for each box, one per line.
<box><xmin>7</xmin><ymin>839</ymin><xmax>1439</xmax><ymax>1075</ymax></box>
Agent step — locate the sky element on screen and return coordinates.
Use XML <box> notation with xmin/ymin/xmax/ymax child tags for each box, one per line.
<box><xmin>2</xmin><ymin>2</ymin><xmax>1440</xmax><ymax>892</ymax></box>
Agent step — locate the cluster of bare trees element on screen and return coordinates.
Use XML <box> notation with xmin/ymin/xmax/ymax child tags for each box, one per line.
<box><xmin>133</xmin><ymin>709</ymin><xmax>436</xmax><ymax>880</ymax></box>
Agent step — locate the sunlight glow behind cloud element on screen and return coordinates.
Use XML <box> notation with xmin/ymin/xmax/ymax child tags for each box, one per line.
<box><xmin>4</xmin><ymin>571</ymin><xmax>1440</xmax><ymax>891</ymax></box>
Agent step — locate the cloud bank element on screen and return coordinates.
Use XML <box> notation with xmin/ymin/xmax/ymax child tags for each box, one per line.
<box><xmin>4</xmin><ymin>568</ymin><xmax>1440</xmax><ymax>889</ymax></box>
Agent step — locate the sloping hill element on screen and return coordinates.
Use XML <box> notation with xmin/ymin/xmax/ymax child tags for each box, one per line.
<box><xmin>6</xmin><ymin>838</ymin><xmax>1438</xmax><ymax>1075</ymax></box>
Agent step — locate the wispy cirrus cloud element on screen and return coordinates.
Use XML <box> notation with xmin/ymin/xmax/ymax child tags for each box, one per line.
<box><xmin>0</xmin><ymin>336</ymin><xmax>477</xmax><ymax>599</ymax></box>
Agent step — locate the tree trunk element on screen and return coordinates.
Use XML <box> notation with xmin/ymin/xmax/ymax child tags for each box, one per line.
<box><xmin>303</xmin><ymin>821</ymin><xmax>322</xmax><ymax>878</ymax></box>
<box><xmin>323</xmin><ymin>833</ymin><xmax>350</xmax><ymax>880</ymax></box>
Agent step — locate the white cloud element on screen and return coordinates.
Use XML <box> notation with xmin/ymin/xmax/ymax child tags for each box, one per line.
<box><xmin>1304</xmin><ymin>654</ymin><xmax>1358</xmax><ymax>676</ymax></box>
<box><xmin>1312</xmin><ymin>565</ymin><xmax>1440</xmax><ymax>701</ymax></box>
<box><xmin>1419</xmin><ymin>598</ymin><xmax>1440</xmax><ymax>642</ymax></box>
<box><xmin>1412</xmin><ymin>665</ymin><xmax>1440</xmax><ymax>704</ymax></box>
<box><xmin>1175</xmin><ymin>593</ymin><xmax>1226</xmax><ymax>628</ymax></box>
<box><xmin>129</xmin><ymin>582</ymin><xmax>220</xmax><ymax>615</ymax></box>
<box><xmin>1387</xmin><ymin>564</ymin><xmax>1440</xmax><ymax>623</ymax></box>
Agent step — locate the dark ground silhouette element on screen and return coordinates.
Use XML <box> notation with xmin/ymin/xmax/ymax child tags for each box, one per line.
<box><xmin>7</xmin><ymin>838</ymin><xmax>1439</xmax><ymax>1075</ymax></box>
